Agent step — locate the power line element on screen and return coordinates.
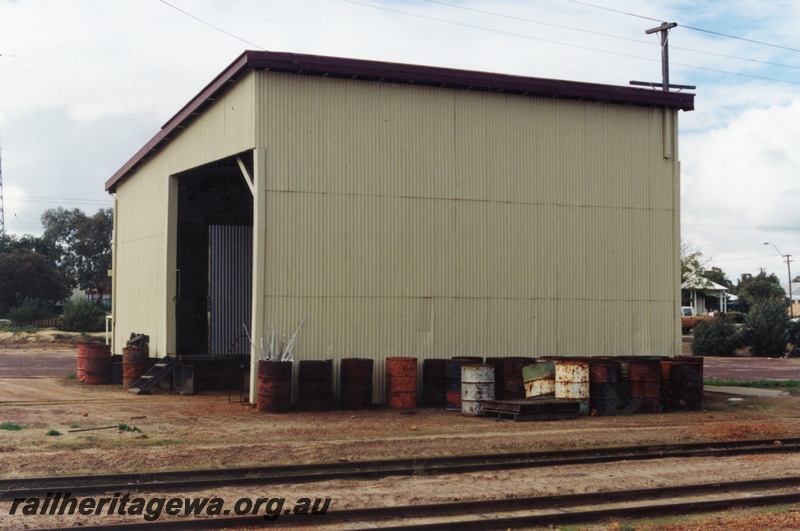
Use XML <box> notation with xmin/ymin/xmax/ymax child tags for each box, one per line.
<box><xmin>564</xmin><ymin>0</ymin><xmax>800</xmax><ymax>54</ymax></box>
<box><xmin>563</xmin><ymin>0</ymin><xmax>662</xmax><ymax>24</ymax></box>
<box><xmin>160</xmin><ymin>0</ymin><xmax>267</xmax><ymax>50</ymax></box>
<box><xmin>426</xmin><ymin>0</ymin><xmax>800</xmax><ymax>73</ymax></box>
<box><xmin>160</xmin><ymin>0</ymin><xmax>800</xmax><ymax>88</ymax></box>
<box><xmin>343</xmin><ymin>0</ymin><xmax>664</xmax><ymax>65</ymax></box>
<box><xmin>346</xmin><ymin>0</ymin><xmax>800</xmax><ymax>87</ymax></box>
<box><xmin>425</xmin><ymin>0</ymin><xmax>653</xmax><ymax>45</ymax></box>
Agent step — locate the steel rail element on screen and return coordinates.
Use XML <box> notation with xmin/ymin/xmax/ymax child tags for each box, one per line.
<box><xmin>23</xmin><ymin>475</ymin><xmax>800</xmax><ymax>531</ymax></box>
<box><xmin>4</xmin><ymin>437</ymin><xmax>800</xmax><ymax>500</ymax></box>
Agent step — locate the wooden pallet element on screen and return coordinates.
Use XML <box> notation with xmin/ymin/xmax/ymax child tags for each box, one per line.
<box><xmin>481</xmin><ymin>398</ymin><xmax>581</xmax><ymax>422</ymax></box>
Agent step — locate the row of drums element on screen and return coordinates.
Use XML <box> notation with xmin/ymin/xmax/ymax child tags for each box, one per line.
<box><xmin>423</xmin><ymin>356</ymin><xmax>703</xmax><ymax>416</ymax></box>
<box><xmin>256</xmin><ymin>356</ymin><xmax>703</xmax><ymax>415</ymax></box>
<box><xmin>76</xmin><ymin>343</ymin><xmax>150</xmax><ymax>390</ymax></box>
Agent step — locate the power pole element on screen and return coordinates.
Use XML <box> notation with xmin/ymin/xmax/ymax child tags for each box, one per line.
<box><xmin>630</xmin><ymin>22</ymin><xmax>696</xmax><ymax>91</ymax></box>
<box><xmin>765</xmin><ymin>242</ymin><xmax>794</xmax><ymax>318</ymax></box>
<box><xmin>648</xmin><ymin>22</ymin><xmax>677</xmax><ymax>91</ymax></box>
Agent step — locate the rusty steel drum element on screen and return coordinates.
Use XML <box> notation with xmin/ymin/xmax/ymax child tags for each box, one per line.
<box><xmin>662</xmin><ymin>357</ymin><xmax>703</xmax><ymax>411</ymax></box>
<box><xmin>501</xmin><ymin>357</ymin><xmax>536</xmax><ymax>399</ymax></box>
<box><xmin>423</xmin><ymin>359</ymin><xmax>447</xmax><ymax>408</ymax></box>
<box><xmin>257</xmin><ymin>360</ymin><xmax>293</xmax><ymax>413</ymax></box>
<box><xmin>461</xmin><ymin>364</ymin><xmax>495</xmax><ymax>416</ymax></box>
<box><xmin>555</xmin><ymin>360</ymin><xmax>590</xmax><ymax>415</ymax></box>
<box><xmin>445</xmin><ymin>359</ymin><xmax>470</xmax><ymax>410</ymax></box>
<box><xmin>660</xmin><ymin>359</ymin><xmax>674</xmax><ymax>411</ymax></box>
<box><xmin>76</xmin><ymin>343</ymin><xmax>90</xmax><ymax>382</ymax></box>
<box><xmin>81</xmin><ymin>343</ymin><xmax>111</xmax><ymax>385</ymax></box>
<box><xmin>485</xmin><ymin>357</ymin><xmax>505</xmax><ymax>399</ymax></box>
<box><xmin>340</xmin><ymin>358</ymin><xmax>373</xmax><ymax>409</ymax></box>
<box><xmin>297</xmin><ymin>360</ymin><xmax>333</xmax><ymax>412</ymax></box>
<box><xmin>522</xmin><ymin>361</ymin><xmax>555</xmax><ymax>398</ymax></box>
<box><xmin>589</xmin><ymin>359</ymin><xmax>621</xmax><ymax>416</ymax></box>
<box><xmin>386</xmin><ymin>357</ymin><xmax>417</xmax><ymax>409</ymax></box>
<box><xmin>626</xmin><ymin>358</ymin><xmax>662</xmax><ymax>414</ymax></box>
<box><xmin>452</xmin><ymin>356</ymin><xmax>482</xmax><ymax>363</ymax></box>
<box><xmin>122</xmin><ymin>346</ymin><xmax>150</xmax><ymax>391</ymax></box>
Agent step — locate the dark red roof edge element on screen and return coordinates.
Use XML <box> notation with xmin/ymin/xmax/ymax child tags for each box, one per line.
<box><xmin>106</xmin><ymin>50</ymin><xmax>695</xmax><ymax>192</ymax></box>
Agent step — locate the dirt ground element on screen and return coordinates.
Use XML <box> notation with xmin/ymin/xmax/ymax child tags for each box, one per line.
<box><xmin>3</xmin><ymin>336</ymin><xmax>800</xmax><ymax>529</ymax></box>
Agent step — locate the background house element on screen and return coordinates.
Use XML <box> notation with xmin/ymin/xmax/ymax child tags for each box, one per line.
<box><xmin>105</xmin><ymin>51</ymin><xmax>694</xmax><ymax>403</ymax></box>
<box><xmin>681</xmin><ymin>278</ymin><xmax>729</xmax><ymax>314</ymax></box>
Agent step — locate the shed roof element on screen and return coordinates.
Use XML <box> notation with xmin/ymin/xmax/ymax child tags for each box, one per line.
<box><xmin>105</xmin><ymin>50</ymin><xmax>695</xmax><ymax>192</ymax></box>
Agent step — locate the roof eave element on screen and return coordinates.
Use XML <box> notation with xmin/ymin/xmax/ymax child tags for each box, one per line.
<box><xmin>106</xmin><ymin>50</ymin><xmax>695</xmax><ymax>193</ymax></box>
<box><xmin>105</xmin><ymin>52</ymin><xmax>253</xmax><ymax>192</ymax></box>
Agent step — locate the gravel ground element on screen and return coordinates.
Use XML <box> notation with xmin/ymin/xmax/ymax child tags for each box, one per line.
<box><xmin>2</xmin><ymin>339</ymin><xmax>800</xmax><ymax>530</ymax></box>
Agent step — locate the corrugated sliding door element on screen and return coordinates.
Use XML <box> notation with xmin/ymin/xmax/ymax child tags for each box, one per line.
<box><xmin>209</xmin><ymin>225</ymin><xmax>253</xmax><ymax>355</ymax></box>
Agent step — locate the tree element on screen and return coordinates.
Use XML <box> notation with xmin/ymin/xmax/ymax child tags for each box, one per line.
<box><xmin>742</xmin><ymin>300</ymin><xmax>790</xmax><ymax>358</ymax></box>
<box><xmin>40</xmin><ymin>207</ymin><xmax>113</xmax><ymax>304</ymax></box>
<box><xmin>680</xmin><ymin>242</ymin><xmax>712</xmax><ymax>288</ymax></box>
<box><xmin>681</xmin><ymin>242</ymin><xmax>713</xmax><ymax>307</ymax></box>
<box><xmin>0</xmin><ymin>233</ymin><xmax>53</xmax><ymax>256</ymax></box>
<box><xmin>702</xmin><ymin>267</ymin><xmax>733</xmax><ymax>289</ymax></box>
<box><xmin>736</xmin><ymin>271</ymin><xmax>785</xmax><ymax>314</ymax></box>
<box><xmin>0</xmin><ymin>249</ymin><xmax>70</xmax><ymax>316</ymax></box>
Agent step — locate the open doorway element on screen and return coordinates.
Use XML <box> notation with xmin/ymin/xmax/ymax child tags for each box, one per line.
<box><xmin>175</xmin><ymin>155</ymin><xmax>254</xmax><ymax>355</ymax></box>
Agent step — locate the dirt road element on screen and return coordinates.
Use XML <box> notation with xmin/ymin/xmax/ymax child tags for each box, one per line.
<box><xmin>2</xmin><ymin>343</ymin><xmax>800</xmax><ymax>529</ymax></box>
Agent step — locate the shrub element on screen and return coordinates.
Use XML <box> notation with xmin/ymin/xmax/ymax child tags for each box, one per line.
<box><xmin>59</xmin><ymin>298</ymin><xmax>107</xmax><ymax>333</ymax></box>
<box><xmin>692</xmin><ymin>315</ymin><xmax>740</xmax><ymax>357</ymax></box>
<box><xmin>724</xmin><ymin>311</ymin><xmax>747</xmax><ymax>324</ymax></box>
<box><xmin>6</xmin><ymin>298</ymin><xmax>54</xmax><ymax>324</ymax></box>
<box><xmin>0</xmin><ymin>324</ymin><xmax>39</xmax><ymax>333</ymax></box>
<box><xmin>787</xmin><ymin>320</ymin><xmax>800</xmax><ymax>357</ymax></box>
<box><xmin>742</xmin><ymin>300</ymin><xmax>790</xmax><ymax>358</ymax></box>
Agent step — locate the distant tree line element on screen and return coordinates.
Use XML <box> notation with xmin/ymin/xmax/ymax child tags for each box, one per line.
<box><xmin>0</xmin><ymin>207</ymin><xmax>112</xmax><ymax>322</ymax></box>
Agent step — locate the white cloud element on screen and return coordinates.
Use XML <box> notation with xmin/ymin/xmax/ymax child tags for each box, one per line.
<box><xmin>681</xmin><ymin>97</ymin><xmax>800</xmax><ymax>278</ymax></box>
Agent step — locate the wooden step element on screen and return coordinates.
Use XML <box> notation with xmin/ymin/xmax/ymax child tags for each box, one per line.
<box><xmin>127</xmin><ymin>356</ymin><xmax>177</xmax><ymax>394</ymax></box>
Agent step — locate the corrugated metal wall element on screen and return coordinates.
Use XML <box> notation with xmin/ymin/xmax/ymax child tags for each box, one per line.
<box><xmin>253</xmin><ymin>72</ymin><xmax>681</xmax><ymax>403</ymax></box>
<box><xmin>112</xmin><ymin>76</ymin><xmax>256</xmax><ymax>357</ymax></box>
<box><xmin>209</xmin><ymin>225</ymin><xmax>252</xmax><ymax>355</ymax></box>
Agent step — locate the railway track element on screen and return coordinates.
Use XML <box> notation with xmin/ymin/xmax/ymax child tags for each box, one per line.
<box><xmin>18</xmin><ymin>475</ymin><xmax>800</xmax><ymax>530</ymax></box>
<box><xmin>3</xmin><ymin>437</ymin><xmax>800</xmax><ymax>500</ymax></box>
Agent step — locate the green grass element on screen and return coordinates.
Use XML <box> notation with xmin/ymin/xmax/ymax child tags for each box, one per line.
<box><xmin>706</xmin><ymin>378</ymin><xmax>800</xmax><ymax>394</ymax></box>
<box><xmin>0</xmin><ymin>422</ymin><xmax>24</xmax><ymax>431</ymax></box>
<box><xmin>0</xmin><ymin>324</ymin><xmax>40</xmax><ymax>333</ymax></box>
<box><xmin>46</xmin><ymin>429</ymin><xmax>62</xmax><ymax>436</ymax></box>
<box><xmin>117</xmin><ymin>423</ymin><xmax>141</xmax><ymax>433</ymax></box>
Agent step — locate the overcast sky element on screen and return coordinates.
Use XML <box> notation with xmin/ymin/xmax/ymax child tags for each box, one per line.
<box><xmin>2</xmin><ymin>0</ymin><xmax>800</xmax><ymax>286</ymax></box>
